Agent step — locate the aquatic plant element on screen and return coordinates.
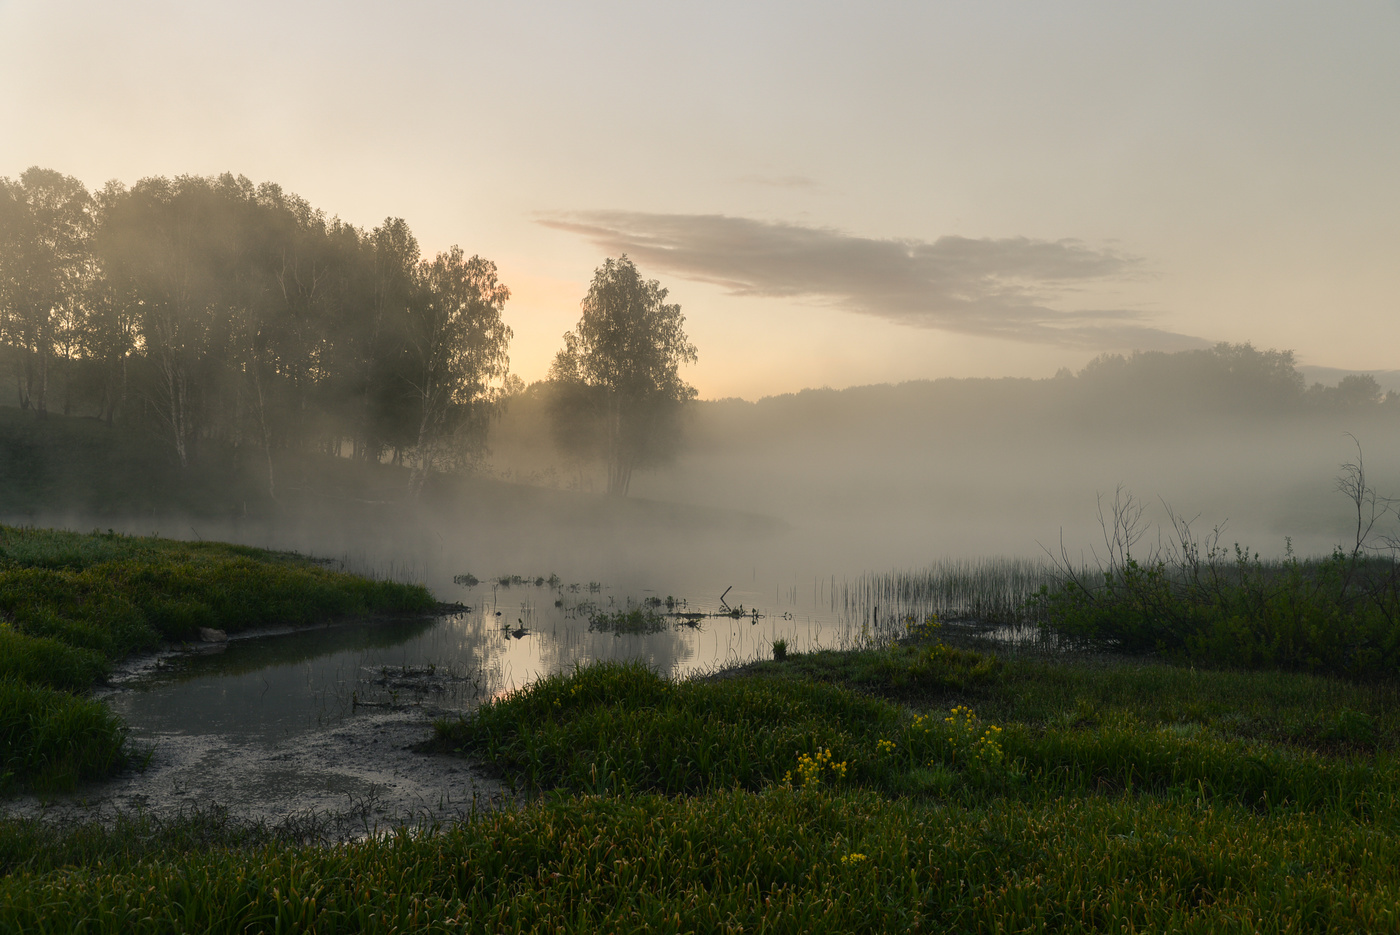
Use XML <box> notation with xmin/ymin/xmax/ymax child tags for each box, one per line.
<box><xmin>586</xmin><ymin>606</ymin><xmax>667</xmax><ymax>635</ymax></box>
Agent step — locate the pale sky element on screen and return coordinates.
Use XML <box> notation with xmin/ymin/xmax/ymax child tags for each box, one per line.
<box><xmin>4</xmin><ymin>0</ymin><xmax>1399</xmax><ymax>400</ymax></box>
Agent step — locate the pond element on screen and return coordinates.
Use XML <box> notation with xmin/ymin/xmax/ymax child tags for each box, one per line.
<box><xmin>14</xmin><ymin>570</ymin><xmax>927</xmax><ymax>829</ymax></box>
<box><xmin>4</xmin><ymin>502</ymin><xmax>1051</xmax><ymax>832</ymax></box>
<box><xmin>114</xmin><ymin>571</ymin><xmax>879</xmax><ymax>725</ymax></box>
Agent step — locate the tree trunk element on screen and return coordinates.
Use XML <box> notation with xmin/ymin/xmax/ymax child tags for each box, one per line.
<box><xmin>34</xmin><ymin>344</ymin><xmax>48</xmax><ymax>420</ymax></box>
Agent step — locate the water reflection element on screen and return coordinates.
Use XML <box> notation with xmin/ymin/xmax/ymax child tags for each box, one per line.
<box><xmin>111</xmin><ymin>569</ymin><xmax>1054</xmax><ymax>757</ymax></box>
<box><xmin>112</xmin><ymin>576</ymin><xmax>863</xmax><ymax>742</ymax></box>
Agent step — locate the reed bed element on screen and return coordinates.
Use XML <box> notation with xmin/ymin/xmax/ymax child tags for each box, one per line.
<box><xmin>835</xmin><ymin>558</ymin><xmax>1055</xmax><ymax>641</ymax></box>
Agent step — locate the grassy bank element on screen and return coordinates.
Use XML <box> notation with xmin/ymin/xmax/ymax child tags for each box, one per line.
<box><xmin>0</xmin><ymin>525</ymin><xmax>435</xmax><ymax>792</ymax></box>
<box><xmin>4</xmin><ymin>632</ymin><xmax>1400</xmax><ymax>932</ymax></box>
<box><xmin>6</xmin><ymin>787</ymin><xmax>1400</xmax><ymax>933</ymax></box>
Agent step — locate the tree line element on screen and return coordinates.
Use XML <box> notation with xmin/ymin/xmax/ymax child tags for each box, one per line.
<box><xmin>0</xmin><ymin>167</ymin><xmax>701</xmax><ymax>500</ymax></box>
<box><xmin>0</xmin><ymin>167</ymin><xmax>514</xmax><ymax>496</ymax></box>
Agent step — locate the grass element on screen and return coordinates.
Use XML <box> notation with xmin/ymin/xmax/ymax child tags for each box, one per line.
<box><xmin>0</xmin><ymin>677</ymin><xmax>127</xmax><ymax>793</ymax></box>
<box><xmin>845</xmin><ymin>557</ymin><xmax>1053</xmax><ymax>630</ymax></box>
<box><xmin>1032</xmin><ymin>546</ymin><xmax>1400</xmax><ymax>679</ymax></box>
<box><xmin>437</xmin><ymin>654</ymin><xmax>1400</xmax><ymax>817</ymax></box>
<box><xmin>7</xmin><ymin>790</ymin><xmax>1400</xmax><ymax>933</ymax></box>
<box><xmin>8</xmin><ymin>636</ymin><xmax>1400</xmax><ymax>931</ymax></box>
<box><xmin>8</xmin><ymin>522</ymin><xmax>1400</xmax><ymax>929</ymax></box>
<box><xmin>0</xmin><ymin>525</ymin><xmax>436</xmax><ymax>793</ymax></box>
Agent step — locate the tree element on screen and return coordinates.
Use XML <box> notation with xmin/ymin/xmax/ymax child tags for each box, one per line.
<box><xmin>548</xmin><ymin>256</ymin><xmax>697</xmax><ymax>495</ymax></box>
<box><xmin>405</xmin><ymin>247</ymin><xmax>512</xmax><ymax>494</ymax></box>
<box><xmin>0</xmin><ymin>168</ymin><xmax>95</xmax><ymax>417</ymax></box>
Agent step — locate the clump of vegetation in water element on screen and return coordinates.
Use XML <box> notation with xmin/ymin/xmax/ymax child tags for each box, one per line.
<box><xmin>0</xmin><ymin>525</ymin><xmax>435</xmax><ymax>792</ymax></box>
<box><xmin>586</xmin><ymin>607</ymin><xmax>667</xmax><ymax>635</ymax></box>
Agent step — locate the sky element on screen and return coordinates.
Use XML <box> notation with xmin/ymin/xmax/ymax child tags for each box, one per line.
<box><xmin>3</xmin><ymin>0</ymin><xmax>1399</xmax><ymax>401</ymax></box>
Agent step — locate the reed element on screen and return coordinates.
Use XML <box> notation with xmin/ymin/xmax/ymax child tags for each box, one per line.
<box><xmin>838</xmin><ymin>557</ymin><xmax>1054</xmax><ymax>638</ymax></box>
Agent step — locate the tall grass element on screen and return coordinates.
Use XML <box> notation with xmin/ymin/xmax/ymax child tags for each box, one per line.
<box><xmin>840</xmin><ymin>558</ymin><xmax>1053</xmax><ymax>637</ymax></box>
<box><xmin>1029</xmin><ymin>484</ymin><xmax>1400</xmax><ymax>677</ymax></box>
<box><xmin>0</xmin><ymin>678</ymin><xmax>126</xmax><ymax>794</ymax></box>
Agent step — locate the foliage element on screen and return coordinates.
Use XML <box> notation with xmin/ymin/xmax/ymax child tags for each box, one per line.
<box><xmin>1073</xmin><ymin>342</ymin><xmax>1308</xmax><ymax>415</ymax></box>
<box><xmin>547</xmin><ymin>256</ymin><xmax>697</xmax><ymax>495</ymax></box>
<box><xmin>0</xmin><ymin>168</ymin><xmax>514</xmax><ymax>490</ymax></box>
<box><xmin>406</xmin><ymin>247</ymin><xmax>513</xmax><ymax>493</ymax></box>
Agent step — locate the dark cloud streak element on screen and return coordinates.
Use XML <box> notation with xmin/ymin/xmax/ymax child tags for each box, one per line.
<box><xmin>540</xmin><ymin>211</ymin><xmax>1207</xmax><ymax>350</ymax></box>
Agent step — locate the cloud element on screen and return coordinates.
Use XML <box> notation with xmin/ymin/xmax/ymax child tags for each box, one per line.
<box><xmin>540</xmin><ymin>211</ymin><xmax>1207</xmax><ymax>350</ymax></box>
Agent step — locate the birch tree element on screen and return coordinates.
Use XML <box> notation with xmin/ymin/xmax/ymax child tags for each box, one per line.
<box><xmin>548</xmin><ymin>256</ymin><xmax>696</xmax><ymax>496</ymax></box>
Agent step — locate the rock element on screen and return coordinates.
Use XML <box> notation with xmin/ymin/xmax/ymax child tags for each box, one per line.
<box><xmin>198</xmin><ymin>627</ymin><xmax>228</xmax><ymax>643</ymax></box>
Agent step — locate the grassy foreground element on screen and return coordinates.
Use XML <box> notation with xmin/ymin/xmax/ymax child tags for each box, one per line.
<box><xmin>4</xmin><ymin>627</ymin><xmax>1399</xmax><ymax>932</ymax></box>
<box><xmin>0</xmin><ymin>525</ymin><xmax>436</xmax><ymax>792</ymax></box>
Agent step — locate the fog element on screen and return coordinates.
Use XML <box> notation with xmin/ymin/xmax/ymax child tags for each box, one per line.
<box><xmin>0</xmin><ymin>168</ymin><xmax>1395</xmax><ymax>605</ymax></box>
<box><xmin>489</xmin><ymin>371</ymin><xmax>1400</xmax><ymax>589</ymax></box>
<box><xmin>15</xmin><ymin>351</ymin><xmax>1394</xmax><ymax>615</ymax></box>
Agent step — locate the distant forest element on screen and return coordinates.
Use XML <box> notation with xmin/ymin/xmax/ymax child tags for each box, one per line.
<box><xmin>490</xmin><ymin>343</ymin><xmax>1400</xmax><ymax>485</ymax></box>
<box><xmin>692</xmin><ymin>343</ymin><xmax>1400</xmax><ymax>440</ymax></box>
<box><xmin>3</xmin><ymin>167</ymin><xmax>1395</xmax><ymax>503</ymax></box>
